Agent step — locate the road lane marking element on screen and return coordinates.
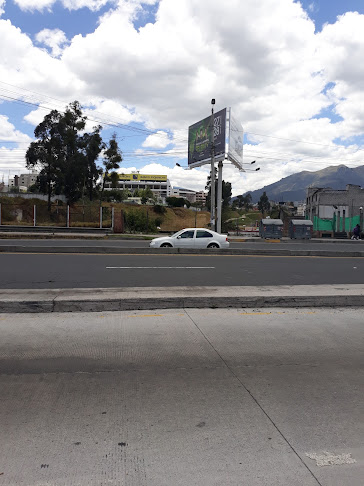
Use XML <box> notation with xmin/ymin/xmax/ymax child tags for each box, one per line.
<box><xmin>106</xmin><ymin>266</ymin><xmax>215</xmax><ymax>269</ymax></box>
<box><xmin>239</xmin><ymin>311</ymin><xmax>316</xmax><ymax>315</ymax></box>
<box><xmin>305</xmin><ymin>451</ymin><xmax>356</xmax><ymax>467</ymax></box>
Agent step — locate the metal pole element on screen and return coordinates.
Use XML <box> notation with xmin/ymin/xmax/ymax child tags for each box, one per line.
<box><xmin>111</xmin><ymin>207</ymin><xmax>115</xmax><ymax>232</ymax></box>
<box><xmin>217</xmin><ymin>160</ymin><xmax>223</xmax><ymax>233</ymax></box>
<box><xmin>33</xmin><ymin>205</ymin><xmax>36</xmax><ymax>227</ymax></box>
<box><xmin>210</xmin><ymin>102</ymin><xmax>215</xmax><ymax>230</ymax></box>
<box><xmin>0</xmin><ymin>203</ymin><xmax>1</xmax><ymax>226</ymax></box>
<box><xmin>67</xmin><ymin>205</ymin><xmax>70</xmax><ymax>228</ymax></box>
<box><xmin>100</xmin><ymin>206</ymin><xmax>103</xmax><ymax>229</ymax></box>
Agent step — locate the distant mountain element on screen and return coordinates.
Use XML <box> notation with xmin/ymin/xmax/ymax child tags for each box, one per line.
<box><xmin>242</xmin><ymin>165</ymin><xmax>364</xmax><ymax>203</ymax></box>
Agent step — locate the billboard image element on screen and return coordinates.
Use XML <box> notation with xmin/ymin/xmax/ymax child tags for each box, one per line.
<box><xmin>188</xmin><ymin>108</ymin><xmax>226</xmax><ymax>167</ymax></box>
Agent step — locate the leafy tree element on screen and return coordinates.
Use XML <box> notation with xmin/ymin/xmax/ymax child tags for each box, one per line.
<box><xmin>100</xmin><ymin>133</ymin><xmax>122</xmax><ymax>204</ymax></box>
<box><xmin>166</xmin><ymin>196</ymin><xmax>185</xmax><ymax>207</ymax></box>
<box><xmin>206</xmin><ymin>180</ymin><xmax>232</xmax><ymax>211</ymax></box>
<box><xmin>153</xmin><ymin>204</ymin><xmax>167</xmax><ymax>215</ymax></box>
<box><xmin>101</xmin><ymin>189</ymin><xmax>129</xmax><ymax>202</ymax></box>
<box><xmin>140</xmin><ymin>187</ymin><xmax>154</xmax><ymax>204</ymax></box>
<box><xmin>28</xmin><ymin>183</ymin><xmax>38</xmax><ymax>193</ymax></box>
<box><xmin>81</xmin><ymin>125</ymin><xmax>104</xmax><ymax>201</ymax></box>
<box><xmin>258</xmin><ymin>191</ymin><xmax>270</xmax><ymax>215</ymax></box>
<box><xmin>26</xmin><ymin>109</ymin><xmax>63</xmax><ymax>211</ymax></box>
<box><xmin>235</xmin><ymin>193</ymin><xmax>252</xmax><ymax>210</ymax></box>
<box><xmin>57</xmin><ymin>101</ymin><xmax>87</xmax><ymax>205</ymax></box>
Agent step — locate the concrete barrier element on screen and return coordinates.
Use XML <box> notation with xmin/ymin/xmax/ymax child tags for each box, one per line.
<box><xmin>1</xmin><ymin>284</ymin><xmax>364</xmax><ymax>313</ymax></box>
<box><xmin>0</xmin><ymin>245</ymin><xmax>364</xmax><ymax>257</ymax></box>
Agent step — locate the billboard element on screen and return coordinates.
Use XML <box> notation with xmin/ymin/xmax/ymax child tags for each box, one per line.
<box><xmin>188</xmin><ymin>108</ymin><xmax>226</xmax><ymax>167</ymax></box>
<box><xmin>119</xmin><ymin>174</ymin><xmax>167</xmax><ymax>182</ymax></box>
<box><xmin>227</xmin><ymin>111</ymin><xmax>244</xmax><ymax>171</ymax></box>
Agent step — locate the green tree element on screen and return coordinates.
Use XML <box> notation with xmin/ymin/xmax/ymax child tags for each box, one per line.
<box><xmin>166</xmin><ymin>196</ymin><xmax>186</xmax><ymax>207</ymax></box>
<box><xmin>258</xmin><ymin>191</ymin><xmax>270</xmax><ymax>215</ymax></box>
<box><xmin>57</xmin><ymin>101</ymin><xmax>87</xmax><ymax>205</ymax></box>
<box><xmin>26</xmin><ymin>109</ymin><xmax>63</xmax><ymax>211</ymax></box>
<box><xmin>140</xmin><ymin>187</ymin><xmax>154</xmax><ymax>204</ymax></box>
<box><xmin>100</xmin><ymin>133</ymin><xmax>122</xmax><ymax>204</ymax></box>
<box><xmin>235</xmin><ymin>193</ymin><xmax>252</xmax><ymax>210</ymax></box>
<box><xmin>81</xmin><ymin>125</ymin><xmax>104</xmax><ymax>201</ymax></box>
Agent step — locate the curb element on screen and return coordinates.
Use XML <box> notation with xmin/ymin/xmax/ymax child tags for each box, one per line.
<box><xmin>1</xmin><ymin>285</ymin><xmax>364</xmax><ymax>313</ymax></box>
<box><xmin>1</xmin><ymin>245</ymin><xmax>364</xmax><ymax>257</ymax></box>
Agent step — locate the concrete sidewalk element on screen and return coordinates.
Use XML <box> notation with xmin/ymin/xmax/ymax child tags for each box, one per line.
<box><xmin>0</xmin><ymin>308</ymin><xmax>362</xmax><ymax>485</ymax></box>
<box><xmin>1</xmin><ymin>284</ymin><xmax>364</xmax><ymax>313</ymax></box>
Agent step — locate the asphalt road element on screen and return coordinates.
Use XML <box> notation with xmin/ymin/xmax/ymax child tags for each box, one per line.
<box><xmin>0</xmin><ymin>237</ymin><xmax>364</xmax><ymax>251</ymax></box>
<box><xmin>0</xmin><ymin>308</ymin><xmax>362</xmax><ymax>485</ymax></box>
<box><xmin>1</xmin><ymin>253</ymin><xmax>363</xmax><ymax>288</ymax></box>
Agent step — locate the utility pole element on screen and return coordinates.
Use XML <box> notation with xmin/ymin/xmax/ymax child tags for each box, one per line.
<box><xmin>210</xmin><ymin>99</ymin><xmax>215</xmax><ymax>230</ymax></box>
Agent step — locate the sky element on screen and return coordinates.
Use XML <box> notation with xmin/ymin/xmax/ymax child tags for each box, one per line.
<box><xmin>0</xmin><ymin>0</ymin><xmax>364</xmax><ymax>196</ymax></box>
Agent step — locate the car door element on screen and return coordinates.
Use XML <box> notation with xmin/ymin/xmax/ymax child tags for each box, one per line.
<box><xmin>174</xmin><ymin>229</ymin><xmax>196</xmax><ymax>248</ymax></box>
<box><xmin>195</xmin><ymin>229</ymin><xmax>214</xmax><ymax>248</ymax></box>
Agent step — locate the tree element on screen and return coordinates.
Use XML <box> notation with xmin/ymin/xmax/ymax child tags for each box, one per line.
<box><xmin>166</xmin><ymin>196</ymin><xmax>187</xmax><ymax>207</ymax></box>
<box><xmin>100</xmin><ymin>133</ymin><xmax>122</xmax><ymax>204</ymax></box>
<box><xmin>140</xmin><ymin>187</ymin><xmax>154</xmax><ymax>204</ymax></box>
<box><xmin>57</xmin><ymin>101</ymin><xmax>87</xmax><ymax>205</ymax></box>
<box><xmin>235</xmin><ymin>193</ymin><xmax>252</xmax><ymax>210</ymax></box>
<box><xmin>26</xmin><ymin>109</ymin><xmax>63</xmax><ymax>211</ymax></box>
<box><xmin>258</xmin><ymin>191</ymin><xmax>270</xmax><ymax>215</ymax></box>
<box><xmin>81</xmin><ymin>125</ymin><xmax>104</xmax><ymax>201</ymax></box>
<box><xmin>206</xmin><ymin>178</ymin><xmax>232</xmax><ymax>211</ymax></box>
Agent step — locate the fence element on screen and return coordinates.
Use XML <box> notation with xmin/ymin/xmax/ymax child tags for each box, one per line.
<box><xmin>0</xmin><ymin>202</ymin><xmax>113</xmax><ymax>230</ymax></box>
<box><xmin>312</xmin><ymin>215</ymin><xmax>361</xmax><ymax>234</ymax></box>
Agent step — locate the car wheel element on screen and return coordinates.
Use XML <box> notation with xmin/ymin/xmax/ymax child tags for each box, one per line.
<box><xmin>207</xmin><ymin>243</ymin><xmax>220</xmax><ymax>249</ymax></box>
<box><xmin>160</xmin><ymin>243</ymin><xmax>172</xmax><ymax>248</ymax></box>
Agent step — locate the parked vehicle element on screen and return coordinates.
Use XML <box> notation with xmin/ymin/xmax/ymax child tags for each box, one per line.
<box><xmin>149</xmin><ymin>228</ymin><xmax>229</xmax><ymax>249</ymax></box>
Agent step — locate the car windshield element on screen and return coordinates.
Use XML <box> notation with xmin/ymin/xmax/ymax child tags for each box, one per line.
<box><xmin>171</xmin><ymin>230</ymin><xmax>183</xmax><ymax>237</ymax></box>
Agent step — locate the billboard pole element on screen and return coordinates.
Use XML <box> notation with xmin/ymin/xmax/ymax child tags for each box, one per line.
<box><xmin>217</xmin><ymin>160</ymin><xmax>223</xmax><ymax>233</ymax></box>
<box><xmin>210</xmin><ymin>99</ymin><xmax>216</xmax><ymax>230</ymax></box>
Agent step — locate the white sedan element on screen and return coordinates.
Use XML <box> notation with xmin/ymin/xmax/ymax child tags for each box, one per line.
<box><xmin>149</xmin><ymin>228</ymin><xmax>230</xmax><ymax>249</ymax></box>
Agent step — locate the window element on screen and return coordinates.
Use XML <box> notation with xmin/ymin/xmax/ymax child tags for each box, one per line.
<box><xmin>179</xmin><ymin>230</ymin><xmax>195</xmax><ymax>239</ymax></box>
<box><xmin>196</xmin><ymin>230</ymin><xmax>213</xmax><ymax>238</ymax></box>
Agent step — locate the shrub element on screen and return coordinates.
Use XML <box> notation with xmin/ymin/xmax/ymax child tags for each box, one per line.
<box><xmin>153</xmin><ymin>204</ymin><xmax>167</xmax><ymax>215</ymax></box>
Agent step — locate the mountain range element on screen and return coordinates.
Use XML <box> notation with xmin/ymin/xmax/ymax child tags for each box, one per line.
<box><xmin>243</xmin><ymin>165</ymin><xmax>364</xmax><ymax>203</ymax></box>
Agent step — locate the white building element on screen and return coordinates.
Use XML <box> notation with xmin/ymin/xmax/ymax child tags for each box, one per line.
<box><xmin>9</xmin><ymin>171</ymin><xmax>38</xmax><ymax>190</ymax></box>
<box><xmin>170</xmin><ymin>187</ymin><xmax>197</xmax><ymax>203</ymax></box>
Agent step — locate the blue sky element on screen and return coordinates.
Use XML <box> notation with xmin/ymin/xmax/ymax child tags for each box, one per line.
<box><xmin>1</xmin><ymin>0</ymin><xmax>364</xmax><ymax>194</ymax></box>
<box><xmin>298</xmin><ymin>0</ymin><xmax>364</xmax><ymax>31</ymax></box>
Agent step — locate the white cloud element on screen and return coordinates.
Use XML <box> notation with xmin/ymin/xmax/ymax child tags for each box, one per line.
<box><xmin>142</xmin><ymin>131</ymin><xmax>170</xmax><ymax>149</ymax></box>
<box><xmin>14</xmin><ymin>0</ymin><xmax>55</xmax><ymax>11</ymax></box>
<box><xmin>35</xmin><ymin>28</ymin><xmax>68</xmax><ymax>57</ymax></box>
<box><xmin>62</xmin><ymin>0</ymin><xmax>112</xmax><ymax>11</ymax></box>
<box><xmin>0</xmin><ymin>1</ymin><xmax>5</xmax><ymax>16</ymax></box>
<box><xmin>0</xmin><ymin>116</ymin><xmax>32</xmax><ymax>176</ymax></box>
<box><xmin>0</xmin><ymin>114</ymin><xmax>32</xmax><ymax>143</ymax></box>
<box><xmin>14</xmin><ymin>0</ymin><xmax>114</xmax><ymax>12</ymax></box>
